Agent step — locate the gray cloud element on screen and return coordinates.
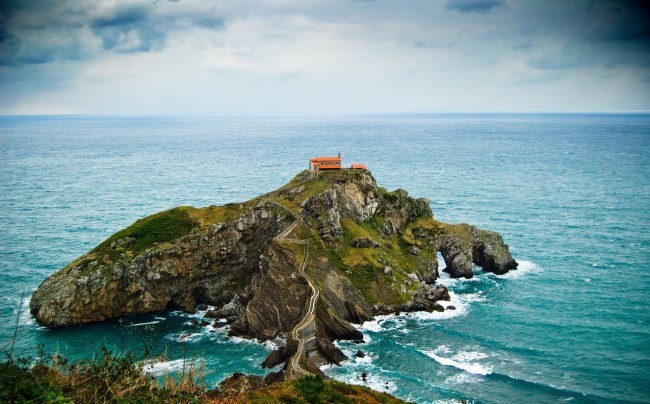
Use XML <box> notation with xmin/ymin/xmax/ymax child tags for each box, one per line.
<box><xmin>445</xmin><ymin>0</ymin><xmax>504</xmax><ymax>13</ymax></box>
<box><xmin>91</xmin><ymin>4</ymin><xmax>149</xmax><ymax>28</ymax></box>
<box><xmin>0</xmin><ymin>0</ymin><xmax>226</xmax><ymax>65</ymax></box>
<box><xmin>90</xmin><ymin>4</ymin><xmax>161</xmax><ymax>53</ymax></box>
<box><xmin>0</xmin><ymin>0</ymin><xmax>648</xmax><ymax>113</ymax></box>
<box><xmin>519</xmin><ymin>1</ymin><xmax>650</xmax><ymax>71</ymax></box>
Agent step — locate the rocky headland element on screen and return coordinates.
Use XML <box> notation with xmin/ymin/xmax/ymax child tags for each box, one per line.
<box><xmin>30</xmin><ymin>169</ymin><xmax>517</xmax><ymax>380</ymax></box>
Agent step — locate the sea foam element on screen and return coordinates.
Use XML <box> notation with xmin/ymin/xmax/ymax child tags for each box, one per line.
<box><xmin>321</xmin><ymin>350</ymin><xmax>398</xmax><ymax>394</ymax></box>
<box><xmin>493</xmin><ymin>260</ymin><xmax>538</xmax><ymax>279</ymax></box>
<box><xmin>126</xmin><ymin>320</ymin><xmax>161</xmax><ymax>327</ymax></box>
<box><xmin>424</xmin><ymin>347</ymin><xmax>492</xmax><ymax>376</ymax></box>
<box><xmin>141</xmin><ymin>358</ymin><xmax>205</xmax><ymax>376</ymax></box>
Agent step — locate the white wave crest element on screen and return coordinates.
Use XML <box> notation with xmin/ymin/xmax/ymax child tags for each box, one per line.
<box><xmin>141</xmin><ymin>358</ymin><xmax>204</xmax><ymax>376</ymax></box>
<box><xmin>166</xmin><ymin>322</ymin><xmax>227</xmax><ymax>343</ymax></box>
<box><xmin>358</xmin><ymin>289</ymin><xmax>486</xmax><ymax>331</ymax></box>
<box><xmin>321</xmin><ymin>357</ymin><xmax>397</xmax><ymax>394</ymax></box>
<box><xmin>323</xmin><ymin>344</ymin><xmax>387</xmax><ymax>385</ymax></box>
<box><xmin>424</xmin><ymin>348</ymin><xmax>492</xmax><ymax>375</ymax></box>
<box><xmin>354</xmin><ymin>353</ymin><xmax>374</xmax><ymax>364</ymax></box>
<box><xmin>436</xmin><ymin>269</ymin><xmax>482</xmax><ymax>288</ymax></box>
<box><xmin>229</xmin><ymin>335</ymin><xmax>278</xmax><ymax>352</ymax></box>
<box><xmin>408</xmin><ymin>290</ymin><xmax>484</xmax><ymax>321</ymax></box>
<box><xmin>360</xmin><ymin>320</ymin><xmax>383</xmax><ymax>332</ymax></box>
<box><xmin>126</xmin><ymin>320</ymin><xmax>160</xmax><ymax>327</ymax></box>
<box><xmin>444</xmin><ymin>372</ymin><xmax>483</xmax><ymax>385</ymax></box>
<box><xmin>494</xmin><ymin>260</ymin><xmax>538</xmax><ymax>279</ymax></box>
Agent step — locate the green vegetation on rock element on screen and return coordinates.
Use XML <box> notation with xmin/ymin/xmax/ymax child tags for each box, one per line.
<box><xmin>94</xmin><ymin>207</ymin><xmax>197</xmax><ymax>258</ymax></box>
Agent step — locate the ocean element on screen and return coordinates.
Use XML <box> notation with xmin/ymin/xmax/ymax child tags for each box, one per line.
<box><xmin>0</xmin><ymin>114</ymin><xmax>648</xmax><ymax>403</ymax></box>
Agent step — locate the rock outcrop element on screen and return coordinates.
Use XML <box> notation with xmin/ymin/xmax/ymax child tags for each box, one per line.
<box><xmin>471</xmin><ymin>226</ymin><xmax>518</xmax><ymax>275</ymax></box>
<box><xmin>30</xmin><ymin>169</ymin><xmax>517</xmax><ymax>371</ymax></box>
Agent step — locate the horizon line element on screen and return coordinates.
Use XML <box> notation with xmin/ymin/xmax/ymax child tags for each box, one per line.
<box><xmin>1</xmin><ymin>110</ymin><xmax>650</xmax><ymax>118</ymax></box>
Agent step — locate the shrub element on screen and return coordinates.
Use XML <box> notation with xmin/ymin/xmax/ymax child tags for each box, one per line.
<box><xmin>294</xmin><ymin>375</ymin><xmax>353</xmax><ymax>404</ymax></box>
<box><xmin>0</xmin><ymin>346</ymin><xmax>205</xmax><ymax>403</ymax></box>
<box><xmin>0</xmin><ymin>361</ymin><xmax>69</xmax><ymax>403</ymax></box>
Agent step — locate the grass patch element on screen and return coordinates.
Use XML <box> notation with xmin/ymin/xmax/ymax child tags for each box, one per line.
<box><xmin>293</xmin><ymin>375</ymin><xmax>353</xmax><ymax>404</ymax></box>
<box><xmin>94</xmin><ymin>207</ymin><xmax>197</xmax><ymax>258</ymax></box>
<box><xmin>346</xmin><ymin>264</ymin><xmax>381</xmax><ymax>305</ymax></box>
<box><xmin>188</xmin><ymin>204</ymin><xmax>243</xmax><ymax>228</ymax></box>
<box><xmin>244</xmin><ymin>375</ymin><xmax>406</xmax><ymax>404</ymax></box>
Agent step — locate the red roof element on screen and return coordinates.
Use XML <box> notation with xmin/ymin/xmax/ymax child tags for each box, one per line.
<box><xmin>310</xmin><ymin>156</ymin><xmax>341</xmax><ymax>162</ymax></box>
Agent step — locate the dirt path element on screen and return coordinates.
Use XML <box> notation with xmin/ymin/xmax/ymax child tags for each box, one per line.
<box><xmin>266</xmin><ymin>200</ymin><xmax>319</xmax><ymax>378</ymax></box>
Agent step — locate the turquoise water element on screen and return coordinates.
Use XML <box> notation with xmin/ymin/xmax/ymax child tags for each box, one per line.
<box><xmin>0</xmin><ymin>114</ymin><xmax>648</xmax><ymax>403</ymax></box>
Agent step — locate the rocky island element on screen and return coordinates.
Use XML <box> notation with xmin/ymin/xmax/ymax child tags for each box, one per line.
<box><xmin>30</xmin><ymin>169</ymin><xmax>517</xmax><ymax>382</ymax></box>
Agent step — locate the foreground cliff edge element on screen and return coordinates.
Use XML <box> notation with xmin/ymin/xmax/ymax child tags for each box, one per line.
<box><xmin>30</xmin><ymin>169</ymin><xmax>517</xmax><ymax>378</ymax></box>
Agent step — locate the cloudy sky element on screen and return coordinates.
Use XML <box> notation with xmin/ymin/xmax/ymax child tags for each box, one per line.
<box><xmin>1</xmin><ymin>0</ymin><xmax>649</xmax><ymax>115</ymax></box>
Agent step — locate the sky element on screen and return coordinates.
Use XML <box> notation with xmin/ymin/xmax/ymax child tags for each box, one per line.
<box><xmin>0</xmin><ymin>0</ymin><xmax>649</xmax><ymax>115</ymax></box>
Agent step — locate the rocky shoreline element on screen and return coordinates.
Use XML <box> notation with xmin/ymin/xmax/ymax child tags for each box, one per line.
<box><xmin>30</xmin><ymin>169</ymin><xmax>517</xmax><ymax>380</ymax></box>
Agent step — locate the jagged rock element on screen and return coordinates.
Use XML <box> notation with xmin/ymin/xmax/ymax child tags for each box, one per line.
<box><xmin>438</xmin><ymin>224</ymin><xmax>518</xmax><ymax>279</ymax></box>
<box><xmin>301</xmin><ymin>172</ymin><xmax>381</xmax><ymax>241</ymax></box>
<box><xmin>315</xmin><ymin>260</ymin><xmax>372</xmax><ymax>325</ymax></box>
<box><xmin>345</xmin><ymin>301</ymin><xmax>373</xmax><ymax>323</ymax></box>
<box><xmin>471</xmin><ymin>226</ymin><xmax>518</xmax><ymax>274</ymax></box>
<box><xmin>321</xmin><ymin>208</ymin><xmax>342</xmax><ymax>241</ymax></box>
<box><xmin>440</xmin><ymin>233</ymin><xmax>474</xmax><ymax>279</ymax></box>
<box><xmin>316</xmin><ymin>301</ymin><xmax>363</xmax><ymax>342</ymax></box>
<box><xmin>217</xmin><ymin>373</ymin><xmax>265</xmax><ymax>399</ymax></box>
<box><xmin>407</xmin><ymin>246</ymin><xmax>421</xmax><ymax>256</ymax></box>
<box><xmin>351</xmin><ymin>237</ymin><xmax>380</xmax><ymax>248</ymax></box>
<box><xmin>317</xmin><ymin>339</ymin><xmax>348</xmax><ymax>364</ymax></box>
<box><xmin>418</xmin><ymin>259</ymin><xmax>438</xmax><ymax>284</ymax></box>
<box><xmin>287</xmin><ymin>185</ymin><xmax>305</xmax><ymax>200</ymax></box>
<box><xmin>372</xmin><ymin>284</ymin><xmax>451</xmax><ymax>315</ymax></box>
<box><xmin>212</xmin><ymin>320</ymin><xmax>227</xmax><ymax>328</ymax></box>
<box><xmin>207</xmin><ymin>295</ymin><xmax>244</xmax><ymax>319</ymax></box>
<box><xmin>384</xmin><ymin>266</ymin><xmax>393</xmax><ymax>275</ymax></box>
<box><xmin>354</xmin><ymin>350</ymin><xmax>366</xmax><ymax>358</ymax></box>
<box><xmin>377</xmin><ymin>189</ymin><xmax>432</xmax><ymax>229</ymax></box>
<box><xmin>431</xmin><ymin>284</ymin><xmax>450</xmax><ymax>301</ymax></box>
<box><xmin>239</xmin><ymin>245</ymin><xmax>310</xmax><ymax>340</ymax></box>
<box><xmin>262</xmin><ymin>345</ymin><xmax>294</xmax><ymax>369</ymax></box>
<box><xmin>264</xmin><ymin>371</ymin><xmax>284</xmax><ymax>385</ymax></box>
<box><xmin>109</xmin><ymin>237</ymin><xmax>135</xmax><ymax>250</ymax></box>
<box><xmin>447</xmin><ymin>305</ymin><xmax>456</xmax><ymax>310</ymax></box>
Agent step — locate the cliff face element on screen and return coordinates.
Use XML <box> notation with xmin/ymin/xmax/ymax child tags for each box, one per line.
<box><xmin>30</xmin><ymin>169</ymin><xmax>517</xmax><ymax>370</ymax></box>
<box><xmin>30</xmin><ymin>203</ymin><xmax>294</xmax><ymax>327</ymax></box>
